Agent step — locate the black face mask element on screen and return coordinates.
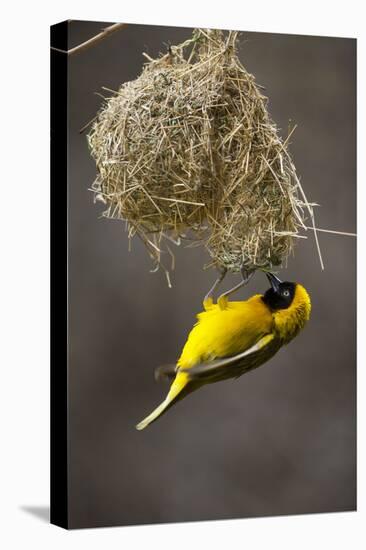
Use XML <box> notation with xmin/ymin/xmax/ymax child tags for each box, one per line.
<box><xmin>262</xmin><ymin>282</ymin><xmax>296</xmax><ymax>311</ymax></box>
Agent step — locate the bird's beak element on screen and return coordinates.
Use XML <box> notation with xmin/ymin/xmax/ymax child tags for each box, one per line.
<box><xmin>266</xmin><ymin>272</ymin><xmax>282</xmax><ymax>293</ymax></box>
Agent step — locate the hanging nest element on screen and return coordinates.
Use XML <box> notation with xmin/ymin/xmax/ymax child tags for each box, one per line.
<box><xmin>88</xmin><ymin>29</ymin><xmax>313</xmax><ymax>279</ymax></box>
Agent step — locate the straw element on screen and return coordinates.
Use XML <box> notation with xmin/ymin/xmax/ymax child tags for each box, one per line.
<box><xmin>88</xmin><ymin>29</ymin><xmax>314</xmax><ymax>274</ymax></box>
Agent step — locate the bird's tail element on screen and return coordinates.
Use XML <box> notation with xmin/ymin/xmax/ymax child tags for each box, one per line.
<box><xmin>136</xmin><ymin>374</ymin><xmax>189</xmax><ymax>431</ymax></box>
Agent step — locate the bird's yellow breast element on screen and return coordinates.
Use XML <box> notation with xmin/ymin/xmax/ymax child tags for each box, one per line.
<box><xmin>177</xmin><ymin>295</ymin><xmax>273</xmax><ymax>368</ymax></box>
<box><xmin>272</xmin><ymin>284</ymin><xmax>311</xmax><ymax>343</ymax></box>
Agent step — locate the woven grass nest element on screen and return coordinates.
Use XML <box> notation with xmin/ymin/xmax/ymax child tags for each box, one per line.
<box><xmin>88</xmin><ymin>29</ymin><xmax>313</xmax><ymax>281</ymax></box>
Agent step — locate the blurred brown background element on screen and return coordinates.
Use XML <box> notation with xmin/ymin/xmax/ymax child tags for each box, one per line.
<box><xmin>67</xmin><ymin>21</ymin><xmax>356</xmax><ymax>528</ymax></box>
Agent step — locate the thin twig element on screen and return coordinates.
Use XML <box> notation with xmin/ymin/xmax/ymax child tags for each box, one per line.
<box><xmin>51</xmin><ymin>22</ymin><xmax>127</xmax><ymax>56</ymax></box>
<box><xmin>79</xmin><ymin>115</ymin><xmax>99</xmax><ymax>134</ymax></box>
<box><xmin>305</xmin><ymin>227</ymin><xmax>356</xmax><ymax>237</ymax></box>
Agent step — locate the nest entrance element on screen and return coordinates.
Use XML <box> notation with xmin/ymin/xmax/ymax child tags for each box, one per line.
<box><xmin>88</xmin><ymin>29</ymin><xmax>311</xmax><ymax>279</ymax></box>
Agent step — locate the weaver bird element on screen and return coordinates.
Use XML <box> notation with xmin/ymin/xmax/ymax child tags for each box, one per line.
<box><xmin>136</xmin><ymin>272</ymin><xmax>311</xmax><ymax>430</ymax></box>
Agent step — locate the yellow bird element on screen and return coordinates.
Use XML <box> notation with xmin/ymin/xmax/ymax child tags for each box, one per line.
<box><xmin>136</xmin><ymin>273</ymin><xmax>311</xmax><ymax>430</ymax></box>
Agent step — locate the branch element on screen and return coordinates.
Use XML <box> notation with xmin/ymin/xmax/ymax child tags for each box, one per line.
<box><xmin>51</xmin><ymin>22</ymin><xmax>127</xmax><ymax>56</ymax></box>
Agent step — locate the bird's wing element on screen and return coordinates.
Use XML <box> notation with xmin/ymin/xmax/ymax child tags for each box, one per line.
<box><xmin>179</xmin><ymin>333</ymin><xmax>280</xmax><ymax>383</ymax></box>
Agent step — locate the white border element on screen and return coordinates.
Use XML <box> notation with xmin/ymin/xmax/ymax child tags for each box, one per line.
<box><xmin>0</xmin><ymin>1</ymin><xmax>363</xmax><ymax>548</ymax></box>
